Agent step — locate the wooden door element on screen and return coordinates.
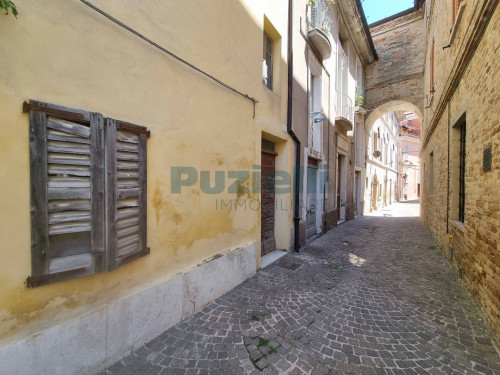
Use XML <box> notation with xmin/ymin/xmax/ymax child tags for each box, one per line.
<box><xmin>261</xmin><ymin>151</ymin><xmax>276</xmax><ymax>256</ymax></box>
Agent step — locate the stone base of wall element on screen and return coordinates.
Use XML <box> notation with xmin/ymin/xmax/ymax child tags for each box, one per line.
<box><xmin>323</xmin><ymin>209</ymin><xmax>337</xmax><ymax>232</ymax></box>
<box><xmin>0</xmin><ymin>243</ymin><xmax>257</xmax><ymax>375</ymax></box>
<box><xmin>345</xmin><ymin>203</ymin><xmax>356</xmax><ymax>222</ymax></box>
<box><xmin>298</xmin><ymin>219</ymin><xmax>307</xmax><ymax>249</ymax></box>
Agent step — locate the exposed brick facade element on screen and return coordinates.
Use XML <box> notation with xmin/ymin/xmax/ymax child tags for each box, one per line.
<box><xmin>365</xmin><ymin>9</ymin><xmax>425</xmax><ymax>117</ymax></box>
<box><xmin>421</xmin><ymin>0</ymin><xmax>500</xmax><ymax>339</ymax></box>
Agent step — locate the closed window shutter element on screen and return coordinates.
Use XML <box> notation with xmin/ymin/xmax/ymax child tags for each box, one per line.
<box><xmin>452</xmin><ymin>0</ymin><xmax>456</xmax><ymax>24</ymax></box>
<box><xmin>28</xmin><ymin>101</ymin><xmax>105</xmax><ymax>287</ymax></box>
<box><xmin>452</xmin><ymin>0</ymin><xmax>462</xmax><ymax>24</ymax></box>
<box><xmin>430</xmin><ymin>39</ymin><xmax>435</xmax><ymax>91</ymax></box>
<box><xmin>105</xmin><ymin>119</ymin><xmax>149</xmax><ymax>270</ymax></box>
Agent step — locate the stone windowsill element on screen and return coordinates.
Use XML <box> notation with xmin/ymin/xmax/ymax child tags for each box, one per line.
<box><xmin>451</xmin><ymin>219</ymin><xmax>465</xmax><ymax>232</ymax></box>
<box><xmin>354</xmin><ymin>105</ymin><xmax>367</xmax><ymax>115</ymax></box>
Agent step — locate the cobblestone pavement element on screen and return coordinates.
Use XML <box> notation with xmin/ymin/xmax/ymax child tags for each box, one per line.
<box><xmin>101</xmin><ymin>202</ymin><xmax>500</xmax><ymax>375</ymax></box>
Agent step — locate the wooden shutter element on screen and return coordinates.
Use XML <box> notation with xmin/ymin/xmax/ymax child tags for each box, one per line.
<box><xmin>452</xmin><ymin>0</ymin><xmax>456</xmax><ymax>24</ymax></box>
<box><xmin>452</xmin><ymin>0</ymin><xmax>462</xmax><ymax>24</ymax></box>
<box><xmin>430</xmin><ymin>39</ymin><xmax>435</xmax><ymax>92</ymax></box>
<box><xmin>27</xmin><ymin>101</ymin><xmax>105</xmax><ymax>287</ymax></box>
<box><xmin>105</xmin><ymin>119</ymin><xmax>149</xmax><ymax>270</ymax></box>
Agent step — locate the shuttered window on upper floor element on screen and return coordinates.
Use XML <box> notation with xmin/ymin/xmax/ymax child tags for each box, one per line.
<box><xmin>430</xmin><ymin>39</ymin><xmax>435</xmax><ymax>93</ymax></box>
<box><xmin>25</xmin><ymin>100</ymin><xmax>149</xmax><ymax>287</ymax></box>
<box><xmin>452</xmin><ymin>0</ymin><xmax>463</xmax><ymax>25</ymax></box>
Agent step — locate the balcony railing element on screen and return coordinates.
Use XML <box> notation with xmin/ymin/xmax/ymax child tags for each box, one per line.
<box><xmin>307</xmin><ymin>0</ymin><xmax>332</xmax><ymax>60</ymax></box>
<box><xmin>335</xmin><ymin>91</ymin><xmax>354</xmax><ymax>128</ymax></box>
<box><xmin>309</xmin><ymin>0</ymin><xmax>332</xmax><ymax>35</ymax></box>
<box><xmin>334</xmin><ymin>42</ymin><xmax>353</xmax><ymax>130</ymax></box>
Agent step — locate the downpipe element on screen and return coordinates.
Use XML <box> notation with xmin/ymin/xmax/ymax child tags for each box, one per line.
<box><xmin>287</xmin><ymin>0</ymin><xmax>301</xmax><ymax>252</ymax></box>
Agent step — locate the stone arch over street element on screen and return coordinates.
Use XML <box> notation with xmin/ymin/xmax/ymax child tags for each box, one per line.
<box><xmin>364</xmin><ymin>6</ymin><xmax>426</xmax><ymax>126</ymax></box>
<box><xmin>365</xmin><ymin>100</ymin><xmax>423</xmax><ymax>131</ymax></box>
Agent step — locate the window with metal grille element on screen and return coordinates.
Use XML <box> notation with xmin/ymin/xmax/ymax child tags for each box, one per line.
<box><xmin>263</xmin><ymin>32</ymin><xmax>274</xmax><ymax>90</ymax></box>
<box><xmin>458</xmin><ymin>120</ymin><xmax>466</xmax><ymax>222</ymax></box>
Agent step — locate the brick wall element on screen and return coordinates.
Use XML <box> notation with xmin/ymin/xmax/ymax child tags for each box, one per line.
<box><xmin>421</xmin><ymin>0</ymin><xmax>500</xmax><ymax>339</ymax></box>
<box><xmin>365</xmin><ymin>10</ymin><xmax>425</xmax><ymax>115</ymax></box>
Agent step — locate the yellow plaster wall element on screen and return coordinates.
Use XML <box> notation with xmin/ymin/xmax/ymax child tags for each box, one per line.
<box><xmin>0</xmin><ymin>0</ymin><xmax>291</xmax><ymax>345</ymax></box>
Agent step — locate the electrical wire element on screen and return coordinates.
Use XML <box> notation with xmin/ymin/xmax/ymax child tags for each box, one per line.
<box><xmin>79</xmin><ymin>0</ymin><xmax>259</xmax><ymax>117</ymax></box>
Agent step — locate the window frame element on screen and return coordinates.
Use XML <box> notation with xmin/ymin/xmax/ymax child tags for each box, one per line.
<box><xmin>458</xmin><ymin>120</ymin><xmax>466</xmax><ymax>223</ymax></box>
<box><xmin>428</xmin><ymin>151</ymin><xmax>434</xmax><ymax>194</ymax></box>
<box><xmin>263</xmin><ymin>31</ymin><xmax>274</xmax><ymax>91</ymax></box>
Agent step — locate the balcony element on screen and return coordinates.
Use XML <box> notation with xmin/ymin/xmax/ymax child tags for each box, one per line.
<box><xmin>354</xmin><ymin>87</ymin><xmax>367</xmax><ymax>114</ymax></box>
<box><xmin>335</xmin><ymin>91</ymin><xmax>353</xmax><ymax>132</ymax></box>
<box><xmin>307</xmin><ymin>0</ymin><xmax>332</xmax><ymax>60</ymax></box>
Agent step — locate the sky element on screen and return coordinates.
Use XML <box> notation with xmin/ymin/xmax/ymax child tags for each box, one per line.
<box><xmin>360</xmin><ymin>0</ymin><xmax>415</xmax><ymax>24</ymax></box>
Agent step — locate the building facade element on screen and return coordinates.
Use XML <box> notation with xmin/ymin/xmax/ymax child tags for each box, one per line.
<box><xmin>0</xmin><ymin>1</ymin><xmax>293</xmax><ymax>373</ymax></box>
<box><xmin>290</xmin><ymin>0</ymin><xmax>377</xmax><ymax>248</ymax></box>
<box><xmin>421</xmin><ymin>0</ymin><xmax>500</xmax><ymax>338</ymax></box>
<box><xmin>364</xmin><ymin>112</ymin><xmax>400</xmax><ymax>213</ymax></box>
<box><xmin>399</xmin><ymin>115</ymin><xmax>421</xmax><ymax>200</ymax></box>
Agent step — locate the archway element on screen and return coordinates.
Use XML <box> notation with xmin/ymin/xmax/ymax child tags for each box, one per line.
<box><xmin>362</xmin><ymin>100</ymin><xmax>422</xmax><ymax>214</ymax></box>
<box><xmin>364</xmin><ymin>6</ymin><xmax>425</xmax><ymax>130</ymax></box>
<box><xmin>365</xmin><ymin>100</ymin><xmax>423</xmax><ymax>133</ymax></box>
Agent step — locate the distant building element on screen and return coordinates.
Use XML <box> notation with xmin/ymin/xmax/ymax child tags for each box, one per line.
<box><xmin>364</xmin><ymin>112</ymin><xmax>400</xmax><ymax>213</ymax></box>
<box><xmin>399</xmin><ymin>114</ymin><xmax>421</xmax><ymax>200</ymax></box>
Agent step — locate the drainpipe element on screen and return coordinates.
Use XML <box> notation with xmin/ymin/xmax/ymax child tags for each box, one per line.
<box><xmin>323</xmin><ymin>75</ymin><xmax>331</xmax><ymax>230</ymax></box>
<box><xmin>287</xmin><ymin>0</ymin><xmax>301</xmax><ymax>252</ymax></box>
<box><xmin>335</xmin><ymin>132</ymin><xmax>339</xmax><ymax>218</ymax></box>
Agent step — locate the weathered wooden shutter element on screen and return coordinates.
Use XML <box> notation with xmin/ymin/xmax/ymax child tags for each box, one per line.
<box><xmin>430</xmin><ymin>39</ymin><xmax>435</xmax><ymax>91</ymax></box>
<box><xmin>452</xmin><ymin>0</ymin><xmax>462</xmax><ymax>24</ymax></box>
<box><xmin>105</xmin><ymin>119</ymin><xmax>149</xmax><ymax>270</ymax></box>
<box><xmin>27</xmin><ymin>101</ymin><xmax>105</xmax><ymax>287</ymax></box>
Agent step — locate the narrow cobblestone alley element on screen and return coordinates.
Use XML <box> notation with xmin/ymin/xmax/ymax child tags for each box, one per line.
<box><xmin>101</xmin><ymin>202</ymin><xmax>500</xmax><ymax>375</ymax></box>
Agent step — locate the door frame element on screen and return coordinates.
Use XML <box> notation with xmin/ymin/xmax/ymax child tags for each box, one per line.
<box><xmin>336</xmin><ymin>152</ymin><xmax>347</xmax><ymax>221</ymax></box>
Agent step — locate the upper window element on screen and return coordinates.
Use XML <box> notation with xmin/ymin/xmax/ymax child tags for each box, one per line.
<box><xmin>263</xmin><ymin>32</ymin><xmax>274</xmax><ymax>90</ymax></box>
<box><xmin>25</xmin><ymin>100</ymin><xmax>149</xmax><ymax>287</ymax></box>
